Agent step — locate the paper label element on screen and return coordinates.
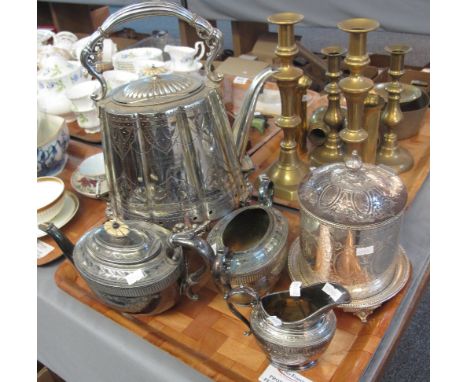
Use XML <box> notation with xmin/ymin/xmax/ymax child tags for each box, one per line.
<box><xmin>267</xmin><ymin>316</ymin><xmax>282</xmax><ymax>327</ymax></box>
<box><xmin>322</xmin><ymin>282</ymin><xmax>343</xmax><ymax>302</ymax></box>
<box><xmin>356</xmin><ymin>245</ymin><xmax>374</xmax><ymax>256</ymax></box>
<box><xmin>233</xmin><ymin>76</ymin><xmax>249</xmax><ymax>85</ymax></box>
<box><xmin>259</xmin><ymin>364</ymin><xmax>313</xmax><ymax>382</ymax></box>
<box><xmin>302</xmin><ymin>94</ymin><xmax>309</xmax><ymax>102</ymax></box>
<box><xmin>289</xmin><ymin>281</ymin><xmax>302</xmax><ymax>297</ymax></box>
<box><xmin>125</xmin><ymin>269</ymin><xmax>145</xmax><ymax>285</ymax></box>
<box><xmin>37</xmin><ymin>240</ymin><xmax>55</xmax><ymax>259</ymax></box>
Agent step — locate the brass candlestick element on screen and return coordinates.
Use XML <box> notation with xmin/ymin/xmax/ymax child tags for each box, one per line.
<box><xmin>337</xmin><ymin>18</ymin><xmax>379</xmax><ymax>156</ymax></box>
<box><xmin>309</xmin><ymin>46</ymin><xmax>347</xmax><ymax>166</ymax></box>
<box><xmin>376</xmin><ymin>45</ymin><xmax>414</xmax><ymax>173</ymax></box>
<box><xmin>265</xmin><ymin>13</ymin><xmax>308</xmax><ymax>200</ymax></box>
<box><xmin>362</xmin><ymin>93</ymin><xmax>385</xmax><ymax>164</ymax></box>
<box><xmin>296</xmin><ymin>74</ymin><xmax>313</xmax><ymax>154</ymax></box>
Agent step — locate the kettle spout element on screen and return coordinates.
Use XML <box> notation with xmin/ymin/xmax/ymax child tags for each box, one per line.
<box><xmin>232</xmin><ymin>67</ymin><xmax>279</xmax><ymax>162</ymax></box>
<box><xmin>38</xmin><ymin>223</ymin><xmax>75</xmax><ymax>264</ymax></box>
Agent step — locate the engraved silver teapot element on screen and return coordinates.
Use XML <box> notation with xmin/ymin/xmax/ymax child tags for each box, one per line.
<box><xmin>226</xmin><ymin>283</ymin><xmax>350</xmax><ymax>371</ymax></box>
<box><xmin>39</xmin><ymin>219</ymin><xmax>213</xmax><ymax>315</ymax></box>
<box><xmin>81</xmin><ymin>1</ymin><xmax>277</xmax><ymax>229</ymax></box>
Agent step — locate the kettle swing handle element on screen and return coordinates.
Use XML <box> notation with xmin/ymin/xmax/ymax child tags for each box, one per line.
<box><xmin>81</xmin><ymin>1</ymin><xmax>224</xmax><ymax>101</ymax></box>
<box><xmin>225</xmin><ymin>286</ymin><xmax>260</xmax><ymax>336</ymax></box>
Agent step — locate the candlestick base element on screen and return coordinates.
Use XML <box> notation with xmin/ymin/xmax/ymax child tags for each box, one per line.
<box><xmin>265</xmin><ymin>149</ymin><xmax>309</xmax><ymax>200</ymax></box>
<box><xmin>376</xmin><ymin>134</ymin><xmax>413</xmax><ymax>174</ymax></box>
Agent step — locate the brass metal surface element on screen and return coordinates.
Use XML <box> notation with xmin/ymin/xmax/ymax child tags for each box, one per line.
<box><xmin>362</xmin><ymin>93</ymin><xmax>385</xmax><ymax>164</ymax></box>
<box><xmin>296</xmin><ymin>75</ymin><xmax>313</xmax><ymax>154</ymax></box>
<box><xmin>337</xmin><ymin>18</ymin><xmax>378</xmax><ymax>156</ymax></box>
<box><xmin>337</xmin><ymin>18</ymin><xmax>380</xmax><ymax>76</ymax></box>
<box><xmin>339</xmin><ymin>75</ymin><xmax>374</xmax><ymax>156</ymax></box>
<box><xmin>309</xmin><ymin>46</ymin><xmax>347</xmax><ymax>166</ymax></box>
<box><xmin>377</xmin><ymin>44</ymin><xmax>414</xmax><ymax>173</ymax></box>
<box><xmin>265</xmin><ymin>12</ymin><xmax>308</xmax><ymax>200</ymax></box>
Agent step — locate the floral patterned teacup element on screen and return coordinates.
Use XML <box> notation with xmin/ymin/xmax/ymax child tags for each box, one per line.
<box><xmin>71</xmin><ymin>153</ymin><xmax>108</xmax><ymax>198</ymax></box>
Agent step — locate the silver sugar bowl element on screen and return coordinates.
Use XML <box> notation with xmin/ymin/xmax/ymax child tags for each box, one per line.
<box><xmin>288</xmin><ymin>151</ymin><xmax>411</xmax><ymax>322</ymax></box>
<box><xmin>207</xmin><ymin>176</ymin><xmax>288</xmax><ymax>304</ymax></box>
<box><xmin>226</xmin><ymin>283</ymin><xmax>350</xmax><ymax>370</ymax></box>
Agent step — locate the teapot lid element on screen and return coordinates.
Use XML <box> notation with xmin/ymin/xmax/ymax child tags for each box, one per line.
<box><xmin>298</xmin><ymin>152</ymin><xmax>407</xmax><ymax>227</ymax></box>
<box><xmin>73</xmin><ymin>219</ymin><xmax>183</xmax><ymax>294</ymax></box>
<box><xmin>111</xmin><ymin>72</ymin><xmax>203</xmax><ymax>106</ymax></box>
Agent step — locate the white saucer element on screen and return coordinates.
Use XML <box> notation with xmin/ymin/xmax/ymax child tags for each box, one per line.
<box><xmin>37</xmin><ymin>191</ymin><xmax>79</xmax><ymax>238</ymax></box>
<box><xmin>170</xmin><ymin>61</ymin><xmax>203</xmax><ymax>73</ymax></box>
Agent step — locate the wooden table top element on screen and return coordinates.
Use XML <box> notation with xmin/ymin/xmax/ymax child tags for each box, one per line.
<box><xmin>47</xmin><ymin>109</ymin><xmax>430</xmax><ymax>381</ymax></box>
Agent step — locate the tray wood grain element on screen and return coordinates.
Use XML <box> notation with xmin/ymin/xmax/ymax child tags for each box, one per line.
<box><xmin>37</xmin><ymin>141</ymin><xmax>106</xmax><ymax>266</ymax></box>
<box><xmin>55</xmin><ymin>204</ymin><xmax>412</xmax><ymax>382</ymax></box>
<box><xmin>53</xmin><ymin>108</ymin><xmax>428</xmax><ymax>380</ymax></box>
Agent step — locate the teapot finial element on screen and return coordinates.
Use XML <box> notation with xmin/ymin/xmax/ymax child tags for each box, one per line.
<box><xmin>104</xmin><ymin>219</ymin><xmax>129</xmax><ymax>237</ymax></box>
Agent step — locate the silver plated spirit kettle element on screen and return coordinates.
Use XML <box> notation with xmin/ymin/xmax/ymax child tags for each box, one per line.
<box><xmin>81</xmin><ymin>1</ymin><xmax>277</xmax><ymax>229</ymax></box>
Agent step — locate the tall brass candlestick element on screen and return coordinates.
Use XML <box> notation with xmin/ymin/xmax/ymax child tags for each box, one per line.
<box><xmin>296</xmin><ymin>74</ymin><xmax>313</xmax><ymax>154</ymax></box>
<box><xmin>376</xmin><ymin>45</ymin><xmax>414</xmax><ymax>173</ymax></box>
<box><xmin>337</xmin><ymin>18</ymin><xmax>379</xmax><ymax>156</ymax></box>
<box><xmin>309</xmin><ymin>46</ymin><xmax>347</xmax><ymax>166</ymax></box>
<box><xmin>265</xmin><ymin>13</ymin><xmax>308</xmax><ymax>201</ymax></box>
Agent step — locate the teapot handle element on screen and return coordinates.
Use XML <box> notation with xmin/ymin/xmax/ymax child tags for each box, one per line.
<box><xmin>81</xmin><ymin>1</ymin><xmax>223</xmax><ymax>100</ymax></box>
<box><xmin>225</xmin><ymin>286</ymin><xmax>260</xmax><ymax>335</ymax></box>
<box><xmin>169</xmin><ymin>222</ymin><xmax>213</xmax><ymax>301</ymax></box>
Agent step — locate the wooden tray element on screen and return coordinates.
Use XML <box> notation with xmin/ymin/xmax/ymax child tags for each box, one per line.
<box><xmin>37</xmin><ymin>141</ymin><xmax>106</xmax><ymax>266</ymax></box>
<box><xmin>67</xmin><ymin>120</ymin><xmax>102</xmax><ymax>144</ymax></box>
<box><xmin>249</xmin><ymin>109</ymin><xmax>430</xmax><ymax>210</ymax></box>
<box><xmin>55</xmin><ymin>203</ymin><xmax>412</xmax><ymax>382</ymax></box>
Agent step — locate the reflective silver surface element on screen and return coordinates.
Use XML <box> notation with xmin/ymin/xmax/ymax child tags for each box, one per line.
<box><xmin>41</xmin><ymin>220</ymin><xmax>214</xmax><ymax>315</ymax></box>
<box><xmin>293</xmin><ymin>152</ymin><xmax>409</xmax><ymax>319</ymax></box>
<box><xmin>226</xmin><ymin>284</ymin><xmax>351</xmax><ymax>371</ymax></box>
<box><xmin>82</xmin><ymin>1</ymin><xmax>276</xmax><ymax>229</ymax></box>
<box><xmin>288</xmin><ymin>239</ymin><xmax>411</xmax><ymax>322</ymax></box>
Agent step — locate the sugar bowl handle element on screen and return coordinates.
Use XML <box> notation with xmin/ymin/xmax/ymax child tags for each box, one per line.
<box><xmin>81</xmin><ymin>1</ymin><xmax>223</xmax><ymax>100</ymax></box>
<box><xmin>225</xmin><ymin>286</ymin><xmax>260</xmax><ymax>335</ymax></box>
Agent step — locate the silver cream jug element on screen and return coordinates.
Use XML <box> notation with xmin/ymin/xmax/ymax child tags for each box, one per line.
<box><xmin>81</xmin><ymin>1</ymin><xmax>277</xmax><ymax>229</ymax></box>
<box><xmin>226</xmin><ymin>283</ymin><xmax>351</xmax><ymax>371</ymax></box>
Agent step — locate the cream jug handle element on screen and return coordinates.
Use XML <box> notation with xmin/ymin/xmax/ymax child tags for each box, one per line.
<box><xmin>81</xmin><ymin>1</ymin><xmax>223</xmax><ymax>100</ymax></box>
<box><xmin>225</xmin><ymin>286</ymin><xmax>260</xmax><ymax>335</ymax></box>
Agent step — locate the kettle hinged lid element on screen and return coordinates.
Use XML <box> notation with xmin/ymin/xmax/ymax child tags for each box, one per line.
<box><xmin>111</xmin><ymin>72</ymin><xmax>204</xmax><ymax>107</ymax></box>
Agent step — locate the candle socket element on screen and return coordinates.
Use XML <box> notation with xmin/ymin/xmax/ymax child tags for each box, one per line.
<box><xmin>264</xmin><ymin>12</ymin><xmax>308</xmax><ymax>201</ymax></box>
<box><xmin>376</xmin><ymin>44</ymin><xmax>414</xmax><ymax>173</ymax></box>
<box><xmin>309</xmin><ymin>46</ymin><xmax>347</xmax><ymax>166</ymax></box>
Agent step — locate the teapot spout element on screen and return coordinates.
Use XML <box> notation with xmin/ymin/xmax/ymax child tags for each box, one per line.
<box><xmin>38</xmin><ymin>223</ymin><xmax>75</xmax><ymax>264</ymax></box>
<box><xmin>232</xmin><ymin>67</ymin><xmax>278</xmax><ymax>162</ymax></box>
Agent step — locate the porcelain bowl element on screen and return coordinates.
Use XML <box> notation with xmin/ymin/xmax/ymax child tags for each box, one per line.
<box><xmin>37</xmin><ymin>113</ymin><xmax>70</xmax><ymax>176</ymax></box>
<box><xmin>37</xmin><ymin>176</ymin><xmax>66</xmax><ymax>224</ymax></box>
<box><xmin>37</xmin><ymin>91</ymin><xmax>75</xmax><ymax>122</ymax></box>
<box><xmin>37</xmin><ymin>58</ymin><xmax>86</xmax><ymax>94</ymax></box>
